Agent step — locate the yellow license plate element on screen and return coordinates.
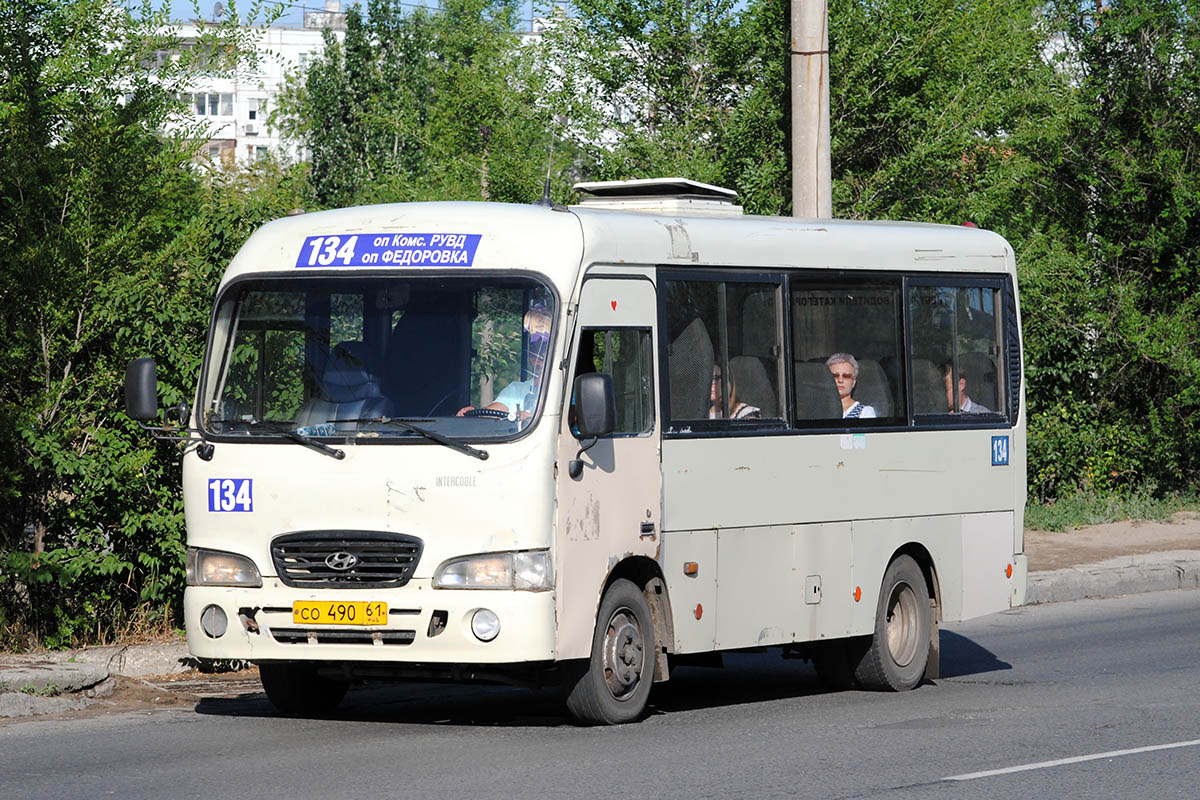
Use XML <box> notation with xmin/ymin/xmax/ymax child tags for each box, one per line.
<box><xmin>292</xmin><ymin>601</ymin><xmax>388</xmax><ymax>626</ymax></box>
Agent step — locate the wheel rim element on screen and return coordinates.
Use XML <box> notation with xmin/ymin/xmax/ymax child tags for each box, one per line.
<box><xmin>601</xmin><ymin>606</ymin><xmax>645</xmax><ymax>700</ymax></box>
<box><xmin>885</xmin><ymin>581</ymin><xmax>921</xmax><ymax>667</ymax></box>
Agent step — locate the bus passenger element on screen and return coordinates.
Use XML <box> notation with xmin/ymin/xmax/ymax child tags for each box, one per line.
<box><xmin>941</xmin><ymin>362</ymin><xmax>991</xmax><ymax>414</ymax></box>
<box><xmin>710</xmin><ymin>365</ymin><xmax>761</xmax><ymax>419</ymax></box>
<box><xmin>826</xmin><ymin>353</ymin><xmax>877</xmax><ymax>419</ymax></box>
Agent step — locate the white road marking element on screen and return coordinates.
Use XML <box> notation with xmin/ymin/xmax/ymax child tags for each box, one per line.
<box><xmin>945</xmin><ymin>738</ymin><xmax>1200</xmax><ymax>781</ymax></box>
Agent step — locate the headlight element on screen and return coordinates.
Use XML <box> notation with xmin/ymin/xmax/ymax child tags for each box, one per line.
<box><xmin>186</xmin><ymin>548</ymin><xmax>262</xmax><ymax>587</ymax></box>
<box><xmin>433</xmin><ymin>550</ymin><xmax>552</xmax><ymax>591</ymax></box>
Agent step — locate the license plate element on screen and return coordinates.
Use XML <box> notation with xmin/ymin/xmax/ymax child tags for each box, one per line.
<box><xmin>292</xmin><ymin>601</ymin><xmax>388</xmax><ymax>626</ymax></box>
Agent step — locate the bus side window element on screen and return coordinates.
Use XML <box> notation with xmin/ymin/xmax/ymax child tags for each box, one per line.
<box><xmin>661</xmin><ymin>276</ymin><xmax>783</xmax><ymax>426</ymax></box>
<box><xmin>790</xmin><ymin>279</ymin><xmax>904</xmax><ymax>424</ymax></box>
<box><xmin>575</xmin><ymin>328</ymin><xmax>654</xmax><ymax>435</ymax></box>
<box><xmin>908</xmin><ymin>283</ymin><xmax>1005</xmax><ymax>418</ymax></box>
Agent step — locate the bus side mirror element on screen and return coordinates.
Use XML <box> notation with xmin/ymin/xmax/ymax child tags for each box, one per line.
<box><xmin>573</xmin><ymin>372</ymin><xmax>616</xmax><ymax>438</ymax></box>
<box><xmin>125</xmin><ymin>358</ymin><xmax>159</xmax><ymax>421</ymax></box>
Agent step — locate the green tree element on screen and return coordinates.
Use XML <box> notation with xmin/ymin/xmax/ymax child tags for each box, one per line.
<box><xmin>714</xmin><ymin>0</ymin><xmax>790</xmax><ymax>215</ymax></box>
<box><xmin>285</xmin><ymin>0</ymin><xmax>578</xmax><ymax>207</ymax></box>
<box><xmin>827</xmin><ymin>0</ymin><xmax>1069</xmax><ymax>230</ymax></box>
<box><xmin>0</xmin><ymin>0</ymin><xmax>280</xmax><ymax>647</ymax></box>
<box><xmin>548</xmin><ymin>0</ymin><xmax>746</xmax><ymax>185</ymax></box>
<box><xmin>1029</xmin><ymin>0</ymin><xmax>1200</xmax><ymax>498</ymax></box>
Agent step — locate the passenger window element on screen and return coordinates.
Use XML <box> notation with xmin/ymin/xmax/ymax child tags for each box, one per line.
<box><xmin>575</xmin><ymin>328</ymin><xmax>654</xmax><ymax>435</ymax></box>
<box><xmin>662</xmin><ymin>277</ymin><xmax>783</xmax><ymax>428</ymax></box>
<box><xmin>908</xmin><ymin>284</ymin><xmax>1004</xmax><ymax>417</ymax></box>
<box><xmin>790</xmin><ymin>280</ymin><xmax>904</xmax><ymax>423</ymax></box>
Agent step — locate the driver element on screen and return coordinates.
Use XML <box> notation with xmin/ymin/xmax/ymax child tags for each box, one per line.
<box><xmin>457</xmin><ymin>304</ymin><xmax>551</xmax><ymax>419</ymax></box>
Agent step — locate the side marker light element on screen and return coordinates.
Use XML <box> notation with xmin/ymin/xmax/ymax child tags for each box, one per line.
<box><xmin>694</xmin><ymin>604</ymin><xmax>703</xmax><ymax>620</ymax></box>
<box><xmin>853</xmin><ymin>586</ymin><xmax>862</xmax><ymax>602</ymax></box>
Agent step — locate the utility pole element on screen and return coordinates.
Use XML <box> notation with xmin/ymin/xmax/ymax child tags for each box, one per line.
<box><xmin>791</xmin><ymin>0</ymin><xmax>832</xmax><ymax>218</ymax></box>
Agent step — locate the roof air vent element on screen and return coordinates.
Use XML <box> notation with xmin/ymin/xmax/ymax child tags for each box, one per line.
<box><xmin>572</xmin><ymin>178</ymin><xmax>744</xmax><ymax>217</ymax></box>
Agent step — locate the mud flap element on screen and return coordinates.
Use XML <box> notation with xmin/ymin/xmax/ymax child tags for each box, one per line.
<box><xmin>924</xmin><ymin>604</ymin><xmax>940</xmax><ymax>681</ymax></box>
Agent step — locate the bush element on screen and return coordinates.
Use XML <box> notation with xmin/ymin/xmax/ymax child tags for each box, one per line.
<box><xmin>1027</xmin><ymin>400</ymin><xmax>1150</xmax><ymax>501</ymax></box>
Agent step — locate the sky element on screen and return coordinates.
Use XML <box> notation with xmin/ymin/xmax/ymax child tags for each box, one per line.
<box><xmin>163</xmin><ymin>0</ymin><xmax>543</xmax><ymax>30</ymax></box>
<box><xmin>166</xmin><ymin>0</ymin><xmax>345</xmax><ymax>28</ymax></box>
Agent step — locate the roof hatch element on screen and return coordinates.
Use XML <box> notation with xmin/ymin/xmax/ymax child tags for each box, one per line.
<box><xmin>572</xmin><ymin>178</ymin><xmax>744</xmax><ymax>217</ymax></box>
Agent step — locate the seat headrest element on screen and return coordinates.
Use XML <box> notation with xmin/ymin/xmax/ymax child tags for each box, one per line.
<box><xmin>317</xmin><ymin>341</ymin><xmax>383</xmax><ymax>403</ymax></box>
<box><xmin>669</xmin><ymin>318</ymin><xmax>715</xmax><ymax>420</ymax></box>
<box><xmin>728</xmin><ymin>355</ymin><xmax>777</xmax><ymax>418</ymax></box>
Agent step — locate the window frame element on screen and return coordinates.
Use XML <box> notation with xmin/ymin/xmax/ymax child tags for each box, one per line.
<box><xmin>196</xmin><ymin>270</ymin><xmax>562</xmax><ymax>446</ymax></box>
<box><xmin>657</xmin><ymin>267</ymin><xmax>788</xmax><ymax>437</ymax></box>
<box><xmin>903</xmin><ymin>273</ymin><xmax>1012</xmax><ymax>429</ymax></box>
<box><xmin>786</xmin><ymin>269</ymin><xmax>907</xmax><ymax>431</ymax></box>
<box><xmin>658</xmin><ymin>267</ymin><xmax>1020</xmax><ymax>440</ymax></box>
<box><xmin>571</xmin><ymin>326</ymin><xmax>656</xmax><ymax>439</ymax></box>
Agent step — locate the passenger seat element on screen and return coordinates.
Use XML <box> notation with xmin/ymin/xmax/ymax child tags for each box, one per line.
<box><xmin>295</xmin><ymin>341</ymin><xmax>392</xmax><ymax>431</ymax></box>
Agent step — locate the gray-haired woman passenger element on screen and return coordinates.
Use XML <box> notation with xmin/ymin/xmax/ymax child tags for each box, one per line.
<box><xmin>825</xmin><ymin>353</ymin><xmax>876</xmax><ymax>419</ymax></box>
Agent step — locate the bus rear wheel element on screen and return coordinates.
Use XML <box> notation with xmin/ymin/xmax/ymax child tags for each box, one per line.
<box><xmin>259</xmin><ymin>662</ymin><xmax>349</xmax><ymax>715</ymax></box>
<box><xmin>565</xmin><ymin>578</ymin><xmax>655</xmax><ymax>725</ymax></box>
<box><xmin>854</xmin><ymin>555</ymin><xmax>931</xmax><ymax>691</ymax></box>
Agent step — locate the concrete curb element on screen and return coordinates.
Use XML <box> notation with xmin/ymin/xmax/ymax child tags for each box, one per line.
<box><xmin>1025</xmin><ymin>554</ymin><xmax>1200</xmax><ymax>605</ymax></box>
<box><xmin>46</xmin><ymin>642</ymin><xmax>194</xmax><ymax>678</ymax></box>
<box><xmin>0</xmin><ymin>660</ymin><xmax>117</xmax><ymax>718</ymax></box>
<box><xmin>0</xmin><ymin>641</ymin><xmax>244</xmax><ymax>718</ymax></box>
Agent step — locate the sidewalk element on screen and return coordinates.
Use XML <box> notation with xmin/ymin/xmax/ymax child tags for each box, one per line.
<box><xmin>3</xmin><ymin>515</ymin><xmax>1199</xmax><ymax>718</ymax></box>
<box><xmin>0</xmin><ymin>641</ymin><xmax>200</xmax><ymax>718</ymax></box>
<box><xmin>1023</xmin><ymin>512</ymin><xmax>1200</xmax><ymax>603</ymax></box>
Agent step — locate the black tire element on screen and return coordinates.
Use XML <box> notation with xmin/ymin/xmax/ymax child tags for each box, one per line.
<box><xmin>853</xmin><ymin>555</ymin><xmax>931</xmax><ymax>691</ymax></box>
<box><xmin>259</xmin><ymin>662</ymin><xmax>349</xmax><ymax>715</ymax></box>
<box><xmin>565</xmin><ymin>579</ymin><xmax>656</xmax><ymax>725</ymax></box>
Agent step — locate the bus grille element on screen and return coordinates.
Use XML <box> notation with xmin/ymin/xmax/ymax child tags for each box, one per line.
<box><xmin>270</xmin><ymin>531</ymin><xmax>423</xmax><ymax>588</ymax></box>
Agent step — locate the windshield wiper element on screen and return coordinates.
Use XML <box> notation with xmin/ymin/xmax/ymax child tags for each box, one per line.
<box><xmin>275</xmin><ymin>428</ymin><xmax>345</xmax><ymax>460</ymax></box>
<box><xmin>201</xmin><ymin>417</ymin><xmax>344</xmax><ymax>459</ymax></box>
<box><xmin>336</xmin><ymin>417</ymin><xmax>489</xmax><ymax>461</ymax></box>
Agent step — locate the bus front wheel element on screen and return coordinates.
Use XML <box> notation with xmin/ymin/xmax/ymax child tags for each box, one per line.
<box><xmin>565</xmin><ymin>578</ymin><xmax>655</xmax><ymax>725</ymax></box>
<box><xmin>854</xmin><ymin>555</ymin><xmax>930</xmax><ymax>691</ymax></box>
<box><xmin>259</xmin><ymin>661</ymin><xmax>349</xmax><ymax>715</ymax></box>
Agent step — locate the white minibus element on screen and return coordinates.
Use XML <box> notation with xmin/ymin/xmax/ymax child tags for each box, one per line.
<box><xmin>126</xmin><ymin>179</ymin><xmax>1027</xmax><ymax>724</ymax></box>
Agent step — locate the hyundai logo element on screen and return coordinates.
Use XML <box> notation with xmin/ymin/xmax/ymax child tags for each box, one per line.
<box><xmin>325</xmin><ymin>551</ymin><xmax>359</xmax><ymax>571</ymax></box>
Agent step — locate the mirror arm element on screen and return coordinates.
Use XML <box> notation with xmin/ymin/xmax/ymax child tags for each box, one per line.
<box><xmin>568</xmin><ymin>436</ymin><xmax>599</xmax><ymax>480</ymax></box>
<box><xmin>137</xmin><ymin>424</ymin><xmax>216</xmax><ymax>461</ymax></box>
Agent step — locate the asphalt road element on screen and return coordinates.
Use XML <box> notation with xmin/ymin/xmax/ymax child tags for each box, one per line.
<box><xmin>2</xmin><ymin>590</ymin><xmax>1199</xmax><ymax>800</ymax></box>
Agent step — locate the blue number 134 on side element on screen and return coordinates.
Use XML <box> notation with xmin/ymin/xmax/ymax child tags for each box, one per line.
<box><xmin>208</xmin><ymin>478</ymin><xmax>253</xmax><ymax>512</ymax></box>
<box><xmin>991</xmin><ymin>436</ymin><xmax>1010</xmax><ymax>467</ymax></box>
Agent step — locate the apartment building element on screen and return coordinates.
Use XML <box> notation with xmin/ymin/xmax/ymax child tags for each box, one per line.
<box><xmin>169</xmin><ymin>2</ymin><xmax>345</xmax><ymax>166</ymax></box>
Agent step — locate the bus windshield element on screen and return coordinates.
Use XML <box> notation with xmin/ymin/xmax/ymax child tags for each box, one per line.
<box><xmin>200</xmin><ymin>275</ymin><xmax>555</xmax><ymax>441</ymax></box>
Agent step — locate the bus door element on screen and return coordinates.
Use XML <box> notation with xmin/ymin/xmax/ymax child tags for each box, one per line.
<box><xmin>554</xmin><ymin>274</ymin><xmax>663</xmax><ymax>660</ymax></box>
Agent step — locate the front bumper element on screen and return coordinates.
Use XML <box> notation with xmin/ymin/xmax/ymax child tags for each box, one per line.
<box><xmin>184</xmin><ymin>579</ymin><xmax>557</xmax><ymax>665</ymax></box>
